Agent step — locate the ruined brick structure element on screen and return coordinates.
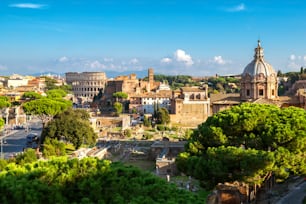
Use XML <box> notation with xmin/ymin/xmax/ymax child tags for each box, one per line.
<box><xmin>150</xmin><ymin>141</ymin><xmax>186</xmax><ymax>176</ymax></box>
<box><xmin>89</xmin><ymin>115</ymin><xmax>130</xmax><ymax>137</ymax></box>
<box><xmin>102</xmin><ymin>68</ymin><xmax>161</xmax><ymax>110</ymax></box>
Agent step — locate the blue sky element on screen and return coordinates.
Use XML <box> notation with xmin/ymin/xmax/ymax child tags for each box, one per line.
<box><xmin>1</xmin><ymin>0</ymin><xmax>306</xmax><ymax>77</ymax></box>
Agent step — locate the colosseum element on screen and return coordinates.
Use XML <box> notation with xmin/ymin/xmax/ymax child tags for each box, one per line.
<box><xmin>65</xmin><ymin>72</ymin><xmax>107</xmax><ymax>102</ymax></box>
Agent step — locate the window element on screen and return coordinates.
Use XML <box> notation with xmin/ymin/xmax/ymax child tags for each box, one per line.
<box><xmin>259</xmin><ymin>89</ymin><xmax>264</xmax><ymax>96</ymax></box>
<box><xmin>272</xmin><ymin>89</ymin><xmax>275</xmax><ymax>96</ymax></box>
<box><xmin>246</xmin><ymin>89</ymin><xmax>250</xmax><ymax>96</ymax></box>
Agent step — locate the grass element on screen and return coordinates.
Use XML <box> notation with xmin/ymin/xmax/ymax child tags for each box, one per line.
<box><xmin>123</xmin><ymin>160</ymin><xmax>155</xmax><ymax>172</ymax></box>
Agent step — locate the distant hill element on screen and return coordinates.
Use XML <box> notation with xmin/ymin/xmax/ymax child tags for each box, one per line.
<box><xmin>32</xmin><ymin>71</ymin><xmax>63</xmax><ymax>77</ymax></box>
<box><xmin>104</xmin><ymin>70</ymin><xmax>148</xmax><ymax>78</ymax></box>
<box><xmin>32</xmin><ymin>70</ymin><xmax>149</xmax><ymax>79</ymax></box>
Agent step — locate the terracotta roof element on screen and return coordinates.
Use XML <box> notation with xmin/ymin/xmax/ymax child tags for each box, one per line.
<box><xmin>129</xmin><ymin>90</ymin><xmax>172</xmax><ymax>98</ymax></box>
<box><xmin>210</xmin><ymin>93</ymin><xmax>240</xmax><ymax>103</ymax></box>
<box><xmin>253</xmin><ymin>98</ymin><xmax>284</xmax><ymax>107</ymax></box>
<box><xmin>211</xmin><ymin>93</ymin><xmax>241</xmax><ymax>105</ymax></box>
<box><xmin>181</xmin><ymin>87</ymin><xmax>206</xmax><ymax>92</ymax></box>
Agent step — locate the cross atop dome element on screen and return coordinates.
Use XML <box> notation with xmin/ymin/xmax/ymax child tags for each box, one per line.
<box><xmin>257</xmin><ymin>40</ymin><xmax>261</xmax><ymax>47</ymax></box>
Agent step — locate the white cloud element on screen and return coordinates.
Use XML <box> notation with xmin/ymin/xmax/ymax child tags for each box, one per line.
<box><xmin>209</xmin><ymin>56</ymin><xmax>231</xmax><ymax>65</ymax></box>
<box><xmin>58</xmin><ymin>56</ymin><xmax>69</xmax><ymax>63</ymax></box>
<box><xmin>213</xmin><ymin>56</ymin><xmax>226</xmax><ymax>65</ymax></box>
<box><xmin>9</xmin><ymin>3</ymin><xmax>46</xmax><ymax>9</ymax></box>
<box><xmin>90</xmin><ymin>60</ymin><xmax>106</xmax><ymax>69</ymax></box>
<box><xmin>53</xmin><ymin>57</ymin><xmax>146</xmax><ymax>73</ymax></box>
<box><xmin>174</xmin><ymin>49</ymin><xmax>194</xmax><ymax>66</ymax></box>
<box><xmin>161</xmin><ymin>57</ymin><xmax>172</xmax><ymax>64</ymax></box>
<box><xmin>287</xmin><ymin>61</ymin><xmax>300</xmax><ymax>70</ymax></box>
<box><xmin>103</xmin><ymin>58</ymin><xmax>113</xmax><ymax>62</ymax></box>
<box><xmin>226</xmin><ymin>3</ymin><xmax>246</xmax><ymax>12</ymax></box>
<box><xmin>160</xmin><ymin>49</ymin><xmax>194</xmax><ymax>66</ymax></box>
<box><xmin>129</xmin><ymin>58</ymin><xmax>139</xmax><ymax>64</ymax></box>
<box><xmin>290</xmin><ymin>54</ymin><xmax>296</xmax><ymax>61</ymax></box>
<box><xmin>287</xmin><ymin>54</ymin><xmax>306</xmax><ymax>71</ymax></box>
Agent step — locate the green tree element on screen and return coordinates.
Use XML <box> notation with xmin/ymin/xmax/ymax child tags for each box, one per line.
<box><xmin>58</xmin><ymin>84</ymin><xmax>72</xmax><ymax>93</ymax></box>
<box><xmin>123</xmin><ymin>129</ymin><xmax>132</xmax><ymax>138</ymax></box>
<box><xmin>285</xmin><ymin>72</ymin><xmax>300</xmax><ymax>84</ymax></box>
<box><xmin>0</xmin><ymin>157</ymin><xmax>206</xmax><ymax>203</ymax></box>
<box><xmin>22</xmin><ymin>98</ymin><xmax>72</xmax><ymax>127</ymax></box>
<box><xmin>15</xmin><ymin>148</ymin><xmax>38</xmax><ymax>165</ymax></box>
<box><xmin>46</xmin><ymin>89</ymin><xmax>67</xmax><ymax>98</ymax></box>
<box><xmin>150</xmin><ymin>74</ymin><xmax>195</xmax><ymax>90</ymax></box>
<box><xmin>156</xmin><ymin>107</ymin><xmax>170</xmax><ymax>125</ymax></box>
<box><xmin>42</xmin><ymin>137</ymin><xmax>66</xmax><ymax>158</ymax></box>
<box><xmin>178</xmin><ymin>103</ymin><xmax>306</xmax><ymax>187</ymax></box>
<box><xmin>177</xmin><ymin>146</ymin><xmax>275</xmax><ymax>188</ymax></box>
<box><xmin>22</xmin><ymin>91</ymin><xmax>42</xmax><ymax>100</ymax></box>
<box><xmin>41</xmin><ymin>109</ymin><xmax>97</xmax><ymax>149</ymax></box>
<box><xmin>0</xmin><ymin>96</ymin><xmax>11</xmax><ymax>129</ymax></box>
<box><xmin>143</xmin><ymin>115</ymin><xmax>151</xmax><ymax>127</ymax></box>
<box><xmin>113</xmin><ymin>102</ymin><xmax>123</xmax><ymax>116</ymax></box>
<box><xmin>277</xmin><ymin>70</ymin><xmax>283</xmax><ymax>77</ymax></box>
<box><xmin>0</xmin><ymin>96</ymin><xmax>11</xmax><ymax>109</ymax></box>
<box><xmin>153</xmin><ymin>102</ymin><xmax>159</xmax><ymax>120</ymax></box>
<box><xmin>113</xmin><ymin>92</ymin><xmax>128</xmax><ymax>100</ymax></box>
<box><xmin>93</xmin><ymin>89</ymin><xmax>103</xmax><ymax>103</ymax></box>
<box><xmin>183</xmin><ymin>129</ymin><xmax>194</xmax><ymax>140</ymax></box>
<box><xmin>216</xmin><ymin>83</ymin><xmax>225</xmax><ymax>93</ymax></box>
<box><xmin>0</xmin><ymin>159</ymin><xmax>8</xmax><ymax>171</ymax></box>
<box><xmin>43</xmin><ymin>76</ymin><xmax>58</xmax><ymax>90</ymax></box>
<box><xmin>0</xmin><ymin>118</ymin><xmax>4</xmax><ymax>130</ymax></box>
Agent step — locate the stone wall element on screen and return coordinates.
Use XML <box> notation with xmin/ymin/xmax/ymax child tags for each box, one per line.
<box><xmin>170</xmin><ymin>102</ymin><xmax>210</xmax><ymax>127</ymax></box>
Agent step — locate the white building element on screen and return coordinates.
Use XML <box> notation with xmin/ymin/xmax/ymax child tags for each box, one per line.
<box><xmin>6</xmin><ymin>76</ymin><xmax>29</xmax><ymax>88</ymax></box>
<box><xmin>129</xmin><ymin>90</ymin><xmax>172</xmax><ymax>114</ymax></box>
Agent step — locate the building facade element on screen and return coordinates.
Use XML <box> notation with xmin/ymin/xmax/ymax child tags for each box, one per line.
<box><xmin>170</xmin><ymin>85</ymin><xmax>210</xmax><ymax>127</ymax></box>
<box><xmin>129</xmin><ymin>90</ymin><xmax>172</xmax><ymax>114</ymax></box>
<box><xmin>101</xmin><ymin>68</ymin><xmax>161</xmax><ymax>112</ymax></box>
<box><xmin>211</xmin><ymin>41</ymin><xmax>279</xmax><ymax>114</ymax></box>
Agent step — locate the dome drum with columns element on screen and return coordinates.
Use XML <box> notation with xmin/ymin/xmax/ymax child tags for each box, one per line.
<box><xmin>240</xmin><ymin>41</ymin><xmax>278</xmax><ymax>101</ymax></box>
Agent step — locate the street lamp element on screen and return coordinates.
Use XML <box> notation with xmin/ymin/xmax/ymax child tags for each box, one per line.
<box><xmin>0</xmin><ymin>130</ymin><xmax>3</xmax><ymax>159</ymax></box>
<box><xmin>0</xmin><ymin>138</ymin><xmax>3</xmax><ymax>159</ymax></box>
<box><xmin>1</xmin><ymin>128</ymin><xmax>8</xmax><ymax>159</ymax></box>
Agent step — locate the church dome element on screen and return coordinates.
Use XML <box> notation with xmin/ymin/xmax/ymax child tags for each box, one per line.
<box><xmin>242</xmin><ymin>40</ymin><xmax>276</xmax><ymax>77</ymax></box>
